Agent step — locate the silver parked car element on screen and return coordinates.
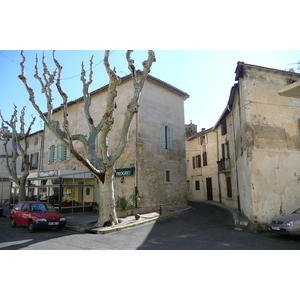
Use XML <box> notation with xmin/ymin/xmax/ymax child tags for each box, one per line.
<box><xmin>268</xmin><ymin>208</ymin><xmax>300</xmax><ymax>236</ymax></box>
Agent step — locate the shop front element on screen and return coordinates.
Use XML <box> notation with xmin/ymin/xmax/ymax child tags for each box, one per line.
<box><xmin>10</xmin><ymin>170</ymin><xmax>97</xmax><ymax>214</ymax></box>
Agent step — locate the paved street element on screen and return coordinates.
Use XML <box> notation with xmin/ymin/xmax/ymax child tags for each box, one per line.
<box><xmin>1</xmin><ymin>202</ymin><xmax>300</xmax><ymax>250</ymax></box>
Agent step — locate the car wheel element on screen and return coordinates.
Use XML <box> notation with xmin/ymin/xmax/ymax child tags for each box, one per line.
<box><xmin>28</xmin><ymin>221</ymin><xmax>35</xmax><ymax>233</ymax></box>
<box><xmin>10</xmin><ymin>217</ymin><xmax>16</xmax><ymax>227</ymax></box>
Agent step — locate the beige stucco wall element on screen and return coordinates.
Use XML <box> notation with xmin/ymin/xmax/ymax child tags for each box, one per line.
<box><xmin>137</xmin><ymin>79</ymin><xmax>187</xmax><ymax>209</ymax></box>
<box><xmin>42</xmin><ymin>76</ymin><xmax>188</xmax><ymax>211</ymax></box>
<box><xmin>236</xmin><ymin>66</ymin><xmax>300</xmax><ymax>226</ymax></box>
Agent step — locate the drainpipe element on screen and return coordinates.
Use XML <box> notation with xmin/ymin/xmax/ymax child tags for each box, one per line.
<box><xmin>227</xmin><ymin>104</ymin><xmax>241</xmax><ymax>212</ymax></box>
<box><xmin>214</xmin><ymin>129</ymin><xmax>222</xmax><ymax>203</ymax></box>
<box><xmin>135</xmin><ymin>112</ymin><xmax>139</xmax><ymax>207</ymax></box>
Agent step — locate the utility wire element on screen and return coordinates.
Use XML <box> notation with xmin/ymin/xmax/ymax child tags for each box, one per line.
<box><xmin>0</xmin><ymin>50</ymin><xmax>116</xmax><ymax>80</ymax></box>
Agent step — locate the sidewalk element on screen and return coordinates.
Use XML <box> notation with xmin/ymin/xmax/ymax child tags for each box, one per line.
<box><xmin>65</xmin><ymin>201</ymin><xmax>251</xmax><ymax>234</ymax></box>
<box><xmin>65</xmin><ymin>206</ymin><xmax>192</xmax><ymax>234</ymax></box>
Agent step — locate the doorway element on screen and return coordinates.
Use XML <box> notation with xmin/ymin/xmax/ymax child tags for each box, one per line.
<box><xmin>206</xmin><ymin>177</ymin><xmax>213</xmax><ymax>200</ymax></box>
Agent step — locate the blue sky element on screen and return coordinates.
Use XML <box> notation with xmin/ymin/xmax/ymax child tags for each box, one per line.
<box><xmin>1</xmin><ymin>50</ymin><xmax>299</xmax><ymax>133</ymax></box>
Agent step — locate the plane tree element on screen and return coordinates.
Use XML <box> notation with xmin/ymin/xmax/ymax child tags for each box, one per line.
<box><xmin>18</xmin><ymin>50</ymin><xmax>156</xmax><ymax>226</ymax></box>
<box><xmin>0</xmin><ymin>105</ymin><xmax>36</xmax><ymax>202</ymax></box>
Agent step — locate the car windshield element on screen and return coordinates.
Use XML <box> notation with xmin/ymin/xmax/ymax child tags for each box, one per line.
<box><xmin>292</xmin><ymin>208</ymin><xmax>300</xmax><ymax>214</ymax></box>
<box><xmin>31</xmin><ymin>203</ymin><xmax>57</xmax><ymax>213</ymax></box>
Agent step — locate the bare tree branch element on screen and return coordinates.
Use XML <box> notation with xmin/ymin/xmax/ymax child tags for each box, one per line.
<box><xmin>0</xmin><ymin>106</ymin><xmax>36</xmax><ymax>200</ymax></box>
<box><xmin>18</xmin><ymin>50</ymin><xmax>156</xmax><ymax>225</ymax></box>
<box><xmin>111</xmin><ymin>50</ymin><xmax>156</xmax><ymax>163</ymax></box>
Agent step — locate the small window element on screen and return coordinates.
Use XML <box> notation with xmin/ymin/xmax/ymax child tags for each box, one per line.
<box><xmin>165</xmin><ymin>170</ymin><xmax>171</xmax><ymax>182</ymax></box>
<box><xmin>195</xmin><ymin>180</ymin><xmax>200</xmax><ymax>190</ymax></box>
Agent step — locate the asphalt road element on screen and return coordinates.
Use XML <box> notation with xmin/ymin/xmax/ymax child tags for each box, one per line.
<box><xmin>1</xmin><ymin>202</ymin><xmax>300</xmax><ymax>250</ymax></box>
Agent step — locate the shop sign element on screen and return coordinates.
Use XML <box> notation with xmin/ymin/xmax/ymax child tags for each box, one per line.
<box><xmin>39</xmin><ymin>170</ymin><xmax>58</xmax><ymax>177</ymax></box>
<box><xmin>115</xmin><ymin>168</ymin><xmax>135</xmax><ymax>177</ymax></box>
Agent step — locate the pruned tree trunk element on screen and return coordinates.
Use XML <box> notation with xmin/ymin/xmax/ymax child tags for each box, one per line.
<box><xmin>96</xmin><ymin>165</ymin><xmax>118</xmax><ymax>226</ymax></box>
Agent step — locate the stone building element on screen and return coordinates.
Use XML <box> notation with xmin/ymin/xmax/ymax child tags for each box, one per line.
<box><xmin>186</xmin><ymin>127</ymin><xmax>219</xmax><ymax>203</ymax></box>
<box><xmin>187</xmin><ymin>62</ymin><xmax>300</xmax><ymax>229</ymax></box>
<box><xmin>234</xmin><ymin>62</ymin><xmax>300</xmax><ymax>228</ymax></box>
<box><xmin>11</xmin><ymin>73</ymin><xmax>189</xmax><ymax>215</ymax></box>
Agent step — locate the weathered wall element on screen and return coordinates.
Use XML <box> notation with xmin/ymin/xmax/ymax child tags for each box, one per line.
<box><xmin>137</xmin><ymin>79</ymin><xmax>187</xmax><ymax>209</ymax></box>
<box><xmin>236</xmin><ymin>65</ymin><xmax>300</xmax><ymax>227</ymax></box>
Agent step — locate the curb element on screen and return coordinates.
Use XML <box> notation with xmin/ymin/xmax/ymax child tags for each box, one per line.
<box><xmin>68</xmin><ymin>206</ymin><xmax>192</xmax><ymax>234</ymax></box>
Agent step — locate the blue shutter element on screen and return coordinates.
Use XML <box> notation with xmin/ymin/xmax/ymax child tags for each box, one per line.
<box><xmin>47</xmin><ymin>146</ymin><xmax>51</xmax><ymax>164</ymax></box>
<box><xmin>54</xmin><ymin>145</ymin><xmax>58</xmax><ymax>163</ymax></box>
<box><xmin>66</xmin><ymin>148</ymin><xmax>71</xmax><ymax>160</ymax></box>
<box><xmin>161</xmin><ymin>125</ymin><xmax>166</xmax><ymax>149</ymax></box>
<box><xmin>168</xmin><ymin>126</ymin><xmax>173</xmax><ymax>150</ymax></box>
<box><xmin>57</xmin><ymin>143</ymin><xmax>62</xmax><ymax>162</ymax></box>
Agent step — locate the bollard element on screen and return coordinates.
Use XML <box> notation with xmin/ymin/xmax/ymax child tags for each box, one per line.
<box><xmin>159</xmin><ymin>205</ymin><xmax>162</xmax><ymax>216</ymax></box>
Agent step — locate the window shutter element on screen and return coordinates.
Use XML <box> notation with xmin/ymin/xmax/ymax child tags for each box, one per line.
<box><xmin>203</xmin><ymin>151</ymin><xmax>208</xmax><ymax>166</ymax></box>
<box><xmin>168</xmin><ymin>126</ymin><xmax>173</xmax><ymax>150</ymax></box>
<box><xmin>57</xmin><ymin>143</ymin><xmax>62</xmax><ymax>162</ymax></box>
<box><xmin>48</xmin><ymin>146</ymin><xmax>51</xmax><ymax>164</ymax></box>
<box><xmin>192</xmin><ymin>156</ymin><xmax>195</xmax><ymax>169</ymax></box>
<box><xmin>54</xmin><ymin>145</ymin><xmax>58</xmax><ymax>163</ymax></box>
<box><xmin>35</xmin><ymin>152</ymin><xmax>39</xmax><ymax>169</ymax></box>
<box><xmin>66</xmin><ymin>148</ymin><xmax>71</xmax><ymax>160</ymax></box>
<box><xmin>161</xmin><ymin>125</ymin><xmax>166</xmax><ymax>149</ymax></box>
<box><xmin>197</xmin><ymin>154</ymin><xmax>201</xmax><ymax>168</ymax></box>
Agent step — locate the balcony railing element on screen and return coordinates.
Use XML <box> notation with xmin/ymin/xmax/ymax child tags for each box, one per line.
<box><xmin>217</xmin><ymin>159</ymin><xmax>231</xmax><ymax>172</ymax></box>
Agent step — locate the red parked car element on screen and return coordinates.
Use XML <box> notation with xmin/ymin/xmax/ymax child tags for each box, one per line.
<box><xmin>10</xmin><ymin>201</ymin><xmax>67</xmax><ymax>233</ymax></box>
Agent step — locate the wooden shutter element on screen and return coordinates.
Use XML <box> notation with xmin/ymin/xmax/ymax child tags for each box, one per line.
<box><xmin>161</xmin><ymin>125</ymin><xmax>166</xmax><ymax>149</ymax></box>
<box><xmin>203</xmin><ymin>151</ymin><xmax>207</xmax><ymax>166</ymax></box>
<box><xmin>168</xmin><ymin>126</ymin><xmax>173</xmax><ymax>150</ymax></box>
<box><xmin>53</xmin><ymin>145</ymin><xmax>58</xmax><ymax>163</ymax></box>
<box><xmin>48</xmin><ymin>146</ymin><xmax>51</xmax><ymax>164</ymax></box>
<box><xmin>57</xmin><ymin>143</ymin><xmax>62</xmax><ymax>162</ymax></box>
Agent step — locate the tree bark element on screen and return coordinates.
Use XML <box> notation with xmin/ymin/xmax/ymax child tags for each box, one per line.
<box><xmin>95</xmin><ymin>165</ymin><xmax>118</xmax><ymax>226</ymax></box>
